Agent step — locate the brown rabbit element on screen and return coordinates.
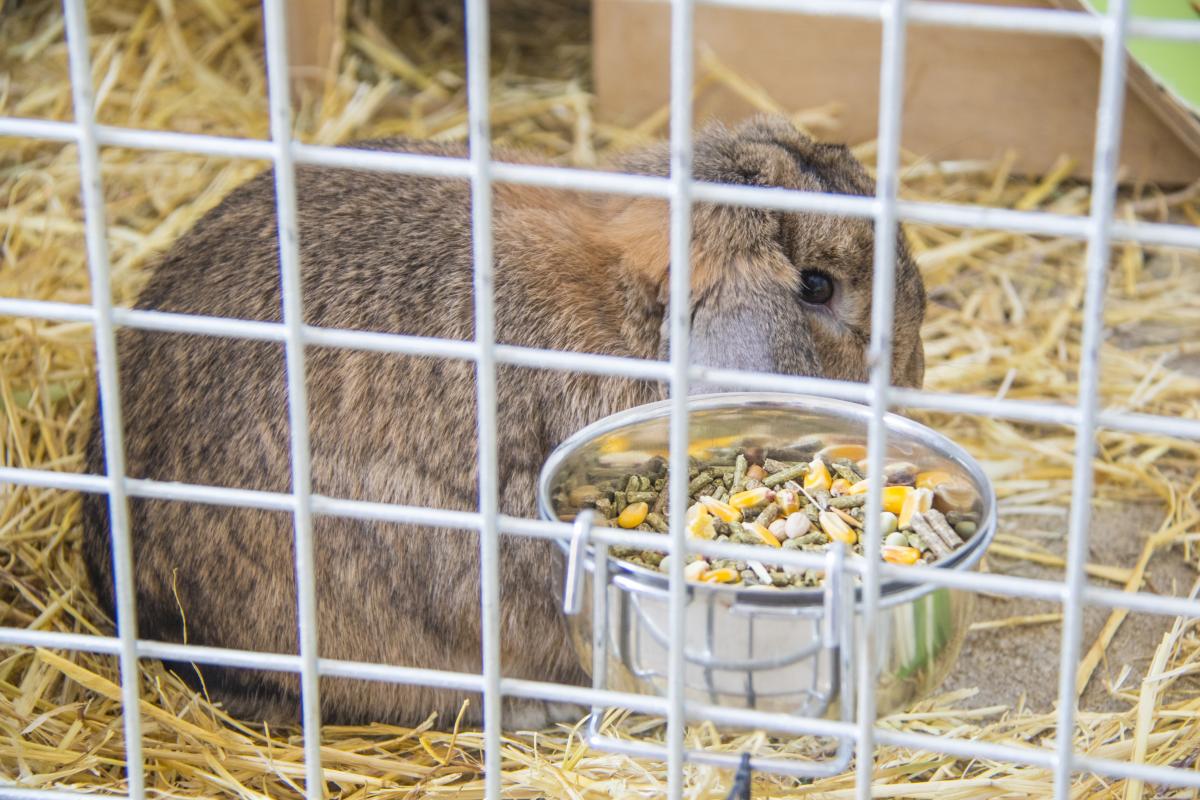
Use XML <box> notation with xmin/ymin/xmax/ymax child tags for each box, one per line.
<box><xmin>82</xmin><ymin>115</ymin><xmax>925</xmax><ymax>729</ymax></box>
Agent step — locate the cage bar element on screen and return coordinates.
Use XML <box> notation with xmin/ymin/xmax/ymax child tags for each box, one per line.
<box><xmin>855</xmin><ymin>0</ymin><xmax>911</xmax><ymax>793</ymax></box>
<box><xmin>462</xmin><ymin>0</ymin><xmax>505</xmax><ymax>793</ymax></box>
<box><xmin>1053</xmin><ymin>1</ymin><xmax>1132</xmax><ymax>797</ymax></box>
<box><xmin>665</xmin><ymin>0</ymin><xmax>697</xmax><ymax>793</ymax></box>
<box><xmin>59</xmin><ymin>1</ymin><xmax>147</xmax><ymax>796</ymax></box>
<box><xmin>258</xmin><ymin>2</ymin><xmax>329</xmax><ymax>798</ymax></box>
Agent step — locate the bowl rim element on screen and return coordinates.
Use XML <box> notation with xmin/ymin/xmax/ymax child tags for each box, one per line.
<box><xmin>537</xmin><ymin>391</ymin><xmax>997</xmax><ymax>608</ymax></box>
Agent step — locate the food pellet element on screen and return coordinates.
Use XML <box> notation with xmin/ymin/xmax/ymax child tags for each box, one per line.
<box><xmin>554</xmin><ymin>441</ymin><xmax>980</xmax><ymax>588</ymax></box>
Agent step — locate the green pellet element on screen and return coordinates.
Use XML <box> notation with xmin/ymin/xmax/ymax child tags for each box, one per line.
<box><xmin>828</xmin><ymin>494</ymin><xmax>866</xmax><ymax>509</ymax></box>
<box><xmin>688</xmin><ymin>470</ymin><xmax>714</xmax><ymax>492</ymax></box>
<box><xmin>831</xmin><ymin>460</ymin><xmax>864</xmax><ymax>482</ymax></box>
<box><xmin>754</xmin><ymin>503</ymin><xmax>780</xmax><ymax>527</ymax></box>
<box><xmin>731</xmin><ymin>454</ymin><xmax>747</xmax><ymax>493</ymax></box>
<box><xmin>763</xmin><ymin>462</ymin><xmax>807</xmax><ymax>487</ymax></box>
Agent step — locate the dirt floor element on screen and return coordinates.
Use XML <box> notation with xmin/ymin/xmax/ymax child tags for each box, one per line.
<box><xmin>946</xmin><ymin>283</ymin><xmax>1200</xmax><ymax>716</ymax></box>
<box><xmin>948</xmin><ymin>503</ymin><xmax>1198</xmax><ymax>713</ymax></box>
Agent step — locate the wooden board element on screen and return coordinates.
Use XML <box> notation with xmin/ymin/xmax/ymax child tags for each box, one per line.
<box><xmin>593</xmin><ymin>0</ymin><xmax>1200</xmax><ymax>184</ymax></box>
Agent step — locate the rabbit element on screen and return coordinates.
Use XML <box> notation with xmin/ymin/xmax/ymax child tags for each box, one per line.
<box><xmin>82</xmin><ymin>114</ymin><xmax>926</xmax><ymax>729</ymax></box>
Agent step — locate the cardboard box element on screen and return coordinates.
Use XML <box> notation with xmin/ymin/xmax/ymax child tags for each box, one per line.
<box><xmin>594</xmin><ymin>0</ymin><xmax>1200</xmax><ymax>184</ymax></box>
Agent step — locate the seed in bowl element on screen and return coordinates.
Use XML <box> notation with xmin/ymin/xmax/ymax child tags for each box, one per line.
<box><xmin>552</xmin><ymin>442</ymin><xmax>982</xmax><ymax>588</ymax></box>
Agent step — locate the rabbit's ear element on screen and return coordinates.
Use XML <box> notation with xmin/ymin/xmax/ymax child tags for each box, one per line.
<box><xmin>605</xmin><ymin>198</ymin><xmax>721</xmax><ymax>297</ymax></box>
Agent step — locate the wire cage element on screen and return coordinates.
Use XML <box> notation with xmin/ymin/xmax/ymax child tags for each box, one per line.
<box><xmin>2</xmin><ymin>0</ymin><xmax>1200</xmax><ymax>798</ymax></box>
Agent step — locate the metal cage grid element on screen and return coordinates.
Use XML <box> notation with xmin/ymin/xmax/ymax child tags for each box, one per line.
<box><xmin>2</xmin><ymin>0</ymin><xmax>1200</xmax><ymax>798</ymax></box>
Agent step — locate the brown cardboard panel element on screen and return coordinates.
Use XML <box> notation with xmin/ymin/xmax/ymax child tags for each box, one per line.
<box><xmin>1047</xmin><ymin>0</ymin><xmax>1200</xmax><ymax>168</ymax></box>
<box><xmin>594</xmin><ymin>0</ymin><xmax>1200</xmax><ymax>184</ymax></box>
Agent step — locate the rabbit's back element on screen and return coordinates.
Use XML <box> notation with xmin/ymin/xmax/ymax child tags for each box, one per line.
<box><xmin>83</xmin><ymin>139</ymin><xmax>650</xmax><ymax>725</ymax></box>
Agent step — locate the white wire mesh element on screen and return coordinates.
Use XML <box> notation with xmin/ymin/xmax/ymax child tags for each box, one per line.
<box><xmin>257</xmin><ymin>2</ymin><xmax>330</xmax><ymax>797</ymax></box>
<box><xmin>1053</xmin><ymin>1</ymin><xmax>1133</xmax><ymax>795</ymax></box>
<box><xmin>855</xmin><ymin>0</ymin><xmax>910</xmax><ymax>793</ymax></box>
<box><xmin>665</xmin><ymin>0</ymin><xmax>696</xmax><ymax>793</ymax></box>
<box><xmin>2</xmin><ymin>0</ymin><xmax>1200</xmax><ymax>798</ymax></box>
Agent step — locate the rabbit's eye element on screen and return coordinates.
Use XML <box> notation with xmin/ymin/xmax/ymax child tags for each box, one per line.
<box><xmin>798</xmin><ymin>270</ymin><xmax>835</xmax><ymax>305</ymax></box>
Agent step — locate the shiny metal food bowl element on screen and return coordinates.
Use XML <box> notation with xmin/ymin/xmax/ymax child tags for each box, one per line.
<box><xmin>537</xmin><ymin>393</ymin><xmax>996</xmax><ymax>775</ymax></box>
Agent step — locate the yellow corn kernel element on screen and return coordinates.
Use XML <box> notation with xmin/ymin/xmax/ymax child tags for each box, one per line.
<box><xmin>687</xmin><ymin>512</ymin><xmax>716</xmax><ymax>540</ymax></box>
<box><xmin>915</xmin><ymin>470</ymin><xmax>952</xmax><ymax>491</ymax></box>
<box><xmin>845</xmin><ymin>483</ymin><xmax>908</xmax><ymax>513</ymax></box>
<box><xmin>743</xmin><ymin>522</ymin><xmax>782</xmax><ymax>548</ymax></box>
<box><xmin>688</xmin><ymin>434</ymin><xmax>741</xmax><ymax>457</ymax></box>
<box><xmin>882</xmin><ymin>545</ymin><xmax>921</xmax><ymax>565</ymax></box>
<box><xmin>882</xmin><ymin>485</ymin><xmax>912</xmax><ymax>515</ymax></box>
<box><xmin>776</xmin><ymin>489</ymin><xmax>801</xmax><ymax>514</ymax></box>
<box><xmin>686</xmin><ymin>502</ymin><xmax>706</xmax><ymax>522</ymax></box>
<box><xmin>730</xmin><ymin>487</ymin><xmax>771</xmax><ymax>509</ymax></box>
<box><xmin>898</xmin><ymin>488</ymin><xmax>933</xmax><ymax>530</ymax></box>
<box><xmin>830</xmin><ymin>478</ymin><xmax>852</xmax><ymax>496</ymax></box>
<box><xmin>819</xmin><ymin>510</ymin><xmax>857</xmax><ymax>544</ymax></box>
<box><xmin>818</xmin><ymin>443</ymin><xmax>868</xmax><ymax>463</ymax></box>
<box><xmin>598</xmin><ymin>434</ymin><xmax>630</xmax><ymax>455</ymax></box>
<box><xmin>684</xmin><ymin>560</ymin><xmax>709</xmax><ymax>581</ymax></box>
<box><xmin>699</xmin><ymin>495</ymin><xmax>741</xmax><ymax>522</ymax></box>
<box><xmin>701</xmin><ymin>567</ymin><xmax>740</xmax><ymax>583</ymax></box>
<box><xmin>618</xmin><ymin>501</ymin><xmax>649</xmax><ymax>529</ymax></box>
<box><xmin>804</xmin><ymin>458</ymin><xmax>831</xmax><ymax>492</ymax></box>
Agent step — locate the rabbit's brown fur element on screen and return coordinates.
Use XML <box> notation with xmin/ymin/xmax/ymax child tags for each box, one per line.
<box><xmin>82</xmin><ymin>116</ymin><xmax>925</xmax><ymax>728</ymax></box>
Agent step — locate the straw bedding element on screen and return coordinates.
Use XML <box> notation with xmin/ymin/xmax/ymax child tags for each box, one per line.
<box><xmin>2</xmin><ymin>0</ymin><xmax>1199</xmax><ymax>796</ymax></box>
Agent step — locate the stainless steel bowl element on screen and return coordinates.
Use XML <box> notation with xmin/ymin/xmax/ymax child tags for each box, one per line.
<box><xmin>537</xmin><ymin>393</ymin><xmax>995</xmax><ymax>771</ymax></box>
